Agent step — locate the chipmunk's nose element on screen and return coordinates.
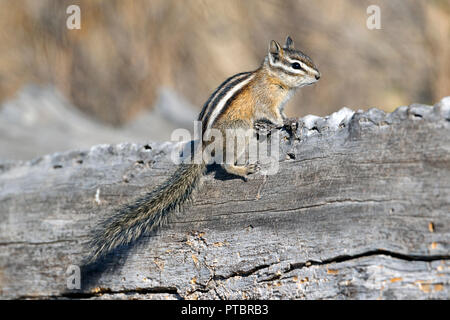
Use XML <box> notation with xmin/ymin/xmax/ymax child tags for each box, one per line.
<box><xmin>315</xmin><ymin>73</ymin><xmax>321</xmax><ymax>80</ymax></box>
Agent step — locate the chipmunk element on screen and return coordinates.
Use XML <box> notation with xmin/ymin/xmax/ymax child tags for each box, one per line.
<box><xmin>85</xmin><ymin>36</ymin><xmax>320</xmax><ymax>265</ymax></box>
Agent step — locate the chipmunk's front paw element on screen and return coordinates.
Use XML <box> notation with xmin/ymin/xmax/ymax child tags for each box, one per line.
<box><xmin>283</xmin><ymin>117</ymin><xmax>298</xmax><ymax>130</ymax></box>
<box><xmin>254</xmin><ymin>120</ymin><xmax>280</xmax><ymax>137</ymax></box>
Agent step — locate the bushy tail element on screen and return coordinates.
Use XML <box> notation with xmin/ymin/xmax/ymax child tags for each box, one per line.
<box><xmin>85</xmin><ymin>163</ymin><xmax>205</xmax><ymax>264</ymax></box>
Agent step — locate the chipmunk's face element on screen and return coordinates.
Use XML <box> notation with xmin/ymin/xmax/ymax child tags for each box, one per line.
<box><xmin>266</xmin><ymin>37</ymin><xmax>320</xmax><ymax>89</ymax></box>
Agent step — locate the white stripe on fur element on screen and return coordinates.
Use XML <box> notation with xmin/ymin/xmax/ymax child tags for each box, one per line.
<box><xmin>206</xmin><ymin>74</ymin><xmax>256</xmax><ymax>129</ymax></box>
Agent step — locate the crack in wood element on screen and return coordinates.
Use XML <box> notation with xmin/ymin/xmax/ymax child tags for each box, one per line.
<box><xmin>213</xmin><ymin>249</ymin><xmax>450</xmax><ymax>284</ymax></box>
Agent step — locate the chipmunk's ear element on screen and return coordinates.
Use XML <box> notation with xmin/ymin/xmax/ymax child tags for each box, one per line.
<box><xmin>284</xmin><ymin>36</ymin><xmax>294</xmax><ymax>49</ymax></box>
<box><xmin>269</xmin><ymin>40</ymin><xmax>283</xmax><ymax>60</ymax></box>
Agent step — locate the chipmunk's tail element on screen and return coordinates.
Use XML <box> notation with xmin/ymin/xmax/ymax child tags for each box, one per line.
<box><xmin>85</xmin><ymin>163</ymin><xmax>206</xmax><ymax>264</ymax></box>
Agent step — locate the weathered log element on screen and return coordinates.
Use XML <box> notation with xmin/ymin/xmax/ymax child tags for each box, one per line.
<box><xmin>1</xmin><ymin>98</ymin><xmax>449</xmax><ymax>299</ymax></box>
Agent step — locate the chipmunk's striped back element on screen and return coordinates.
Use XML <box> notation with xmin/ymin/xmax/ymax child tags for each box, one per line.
<box><xmin>198</xmin><ymin>71</ymin><xmax>255</xmax><ymax>133</ymax></box>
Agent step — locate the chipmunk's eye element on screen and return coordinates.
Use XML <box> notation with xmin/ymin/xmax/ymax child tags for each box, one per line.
<box><xmin>292</xmin><ymin>62</ymin><xmax>301</xmax><ymax>70</ymax></box>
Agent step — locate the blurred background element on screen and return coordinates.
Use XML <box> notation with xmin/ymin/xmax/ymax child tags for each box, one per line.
<box><xmin>0</xmin><ymin>0</ymin><xmax>448</xmax><ymax>160</ymax></box>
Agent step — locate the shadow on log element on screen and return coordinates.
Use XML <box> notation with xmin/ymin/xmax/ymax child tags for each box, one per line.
<box><xmin>0</xmin><ymin>98</ymin><xmax>449</xmax><ymax>299</ymax></box>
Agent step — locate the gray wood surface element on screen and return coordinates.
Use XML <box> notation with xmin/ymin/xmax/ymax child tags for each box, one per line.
<box><xmin>1</xmin><ymin>97</ymin><xmax>449</xmax><ymax>299</ymax></box>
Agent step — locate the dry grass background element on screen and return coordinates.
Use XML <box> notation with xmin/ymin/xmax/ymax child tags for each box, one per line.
<box><xmin>0</xmin><ymin>0</ymin><xmax>448</xmax><ymax>126</ymax></box>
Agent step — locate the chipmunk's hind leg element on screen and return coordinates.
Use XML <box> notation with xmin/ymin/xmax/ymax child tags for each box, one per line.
<box><xmin>221</xmin><ymin>137</ymin><xmax>259</xmax><ymax>181</ymax></box>
<box><xmin>214</xmin><ymin>119</ymin><xmax>259</xmax><ymax>181</ymax></box>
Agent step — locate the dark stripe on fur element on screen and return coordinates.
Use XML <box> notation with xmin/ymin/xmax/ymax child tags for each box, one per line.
<box><xmin>210</xmin><ymin>83</ymin><xmax>250</xmax><ymax>129</ymax></box>
<box><xmin>271</xmin><ymin>63</ymin><xmax>301</xmax><ymax>76</ymax></box>
<box><xmin>198</xmin><ymin>71</ymin><xmax>251</xmax><ymax>122</ymax></box>
<box><xmin>201</xmin><ymin>72</ymin><xmax>253</xmax><ymax>133</ymax></box>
